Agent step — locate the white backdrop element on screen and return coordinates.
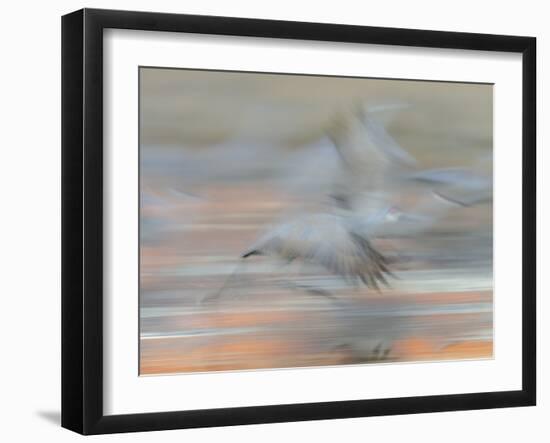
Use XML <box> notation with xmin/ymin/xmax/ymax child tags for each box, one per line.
<box><xmin>0</xmin><ymin>1</ymin><xmax>545</xmax><ymax>442</ymax></box>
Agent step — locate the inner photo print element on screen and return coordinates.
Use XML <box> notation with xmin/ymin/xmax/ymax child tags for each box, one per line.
<box><xmin>139</xmin><ymin>67</ymin><xmax>493</xmax><ymax>376</ymax></box>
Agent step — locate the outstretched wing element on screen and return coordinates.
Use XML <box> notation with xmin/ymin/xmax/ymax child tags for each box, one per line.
<box><xmin>408</xmin><ymin>167</ymin><xmax>490</xmax><ymax>188</ymax></box>
<box><xmin>327</xmin><ymin>106</ymin><xmax>415</xmax><ymax>216</ymax></box>
<box><xmin>407</xmin><ymin>167</ymin><xmax>493</xmax><ymax>206</ymax></box>
<box><xmin>243</xmin><ymin>215</ymin><xmax>393</xmax><ymax>290</ymax></box>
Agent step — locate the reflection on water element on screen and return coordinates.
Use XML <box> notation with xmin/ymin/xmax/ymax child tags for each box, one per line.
<box><xmin>139</xmin><ymin>68</ymin><xmax>493</xmax><ymax>375</ymax></box>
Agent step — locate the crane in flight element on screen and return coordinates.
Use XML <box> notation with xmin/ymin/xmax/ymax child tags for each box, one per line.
<box><xmin>205</xmin><ymin>103</ymin><xmax>491</xmax><ymax>302</ymax></box>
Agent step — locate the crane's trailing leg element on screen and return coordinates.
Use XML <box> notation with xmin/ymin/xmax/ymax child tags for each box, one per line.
<box><xmin>200</xmin><ymin>261</ymin><xmax>248</xmax><ymax>304</ymax></box>
<box><xmin>242</xmin><ymin>251</ymin><xmax>341</xmax><ymax>302</ymax></box>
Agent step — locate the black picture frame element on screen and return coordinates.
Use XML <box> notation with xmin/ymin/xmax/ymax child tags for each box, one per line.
<box><xmin>62</xmin><ymin>8</ymin><xmax>536</xmax><ymax>435</ymax></box>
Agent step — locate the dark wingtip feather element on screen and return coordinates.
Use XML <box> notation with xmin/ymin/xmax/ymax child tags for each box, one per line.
<box><xmin>350</xmin><ymin>232</ymin><xmax>394</xmax><ymax>291</ymax></box>
<box><xmin>241</xmin><ymin>249</ymin><xmax>259</xmax><ymax>258</ymax></box>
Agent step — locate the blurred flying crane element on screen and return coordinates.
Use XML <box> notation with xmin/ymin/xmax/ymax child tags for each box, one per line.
<box><xmin>209</xmin><ymin>106</ymin><xmax>413</xmax><ymax>301</ymax></box>
<box><xmin>326</xmin><ymin>104</ymin><xmax>492</xmax><ymax>236</ymax></box>
<box><xmin>206</xmin><ymin>103</ymin><xmax>492</xmax><ymax>302</ymax></box>
<box><xmin>241</xmin><ymin>212</ymin><xmax>394</xmax><ymax>292</ymax></box>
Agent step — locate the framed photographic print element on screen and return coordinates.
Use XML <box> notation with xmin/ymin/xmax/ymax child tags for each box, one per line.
<box><xmin>61</xmin><ymin>8</ymin><xmax>536</xmax><ymax>435</ymax></box>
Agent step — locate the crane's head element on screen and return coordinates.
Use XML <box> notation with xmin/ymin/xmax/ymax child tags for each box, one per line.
<box><xmin>377</xmin><ymin>205</ymin><xmax>428</xmax><ymax>225</ymax></box>
<box><xmin>385</xmin><ymin>206</ymin><xmax>403</xmax><ymax>222</ymax></box>
<box><xmin>363</xmin><ymin>205</ymin><xmax>404</xmax><ymax>227</ymax></box>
